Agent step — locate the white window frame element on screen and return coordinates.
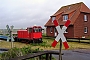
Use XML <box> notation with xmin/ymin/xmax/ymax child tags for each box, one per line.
<box><xmin>50</xmin><ymin>27</ymin><xmax>53</xmax><ymax>33</ymax></box>
<box><xmin>63</xmin><ymin>15</ymin><xmax>68</xmax><ymax>21</ymax></box>
<box><xmin>84</xmin><ymin>15</ymin><xmax>87</xmax><ymax>21</ymax></box>
<box><xmin>84</xmin><ymin>27</ymin><xmax>88</xmax><ymax>33</ymax></box>
<box><xmin>51</xmin><ymin>16</ymin><xmax>56</xmax><ymax>23</ymax></box>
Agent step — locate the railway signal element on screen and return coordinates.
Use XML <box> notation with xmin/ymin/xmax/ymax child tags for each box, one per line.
<box><xmin>51</xmin><ymin>20</ymin><xmax>70</xmax><ymax>49</ymax></box>
<box><xmin>6</xmin><ymin>25</ymin><xmax>14</xmax><ymax>48</ymax></box>
<box><xmin>51</xmin><ymin>16</ymin><xmax>71</xmax><ymax>60</ymax></box>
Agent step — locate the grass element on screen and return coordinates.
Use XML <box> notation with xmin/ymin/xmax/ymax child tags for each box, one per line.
<box><xmin>0</xmin><ymin>36</ymin><xmax>90</xmax><ymax>50</ymax></box>
<box><xmin>0</xmin><ymin>40</ymin><xmax>29</xmax><ymax>49</ymax></box>
<box><xmin>0</xmin><ymin>36</ymin><xmax>90</xmax><ymax>60</ymax></box>
<box><xmin>0</xmin><ymin>47</ymin><xmax>56</xmax><ymax>60</ymax></box>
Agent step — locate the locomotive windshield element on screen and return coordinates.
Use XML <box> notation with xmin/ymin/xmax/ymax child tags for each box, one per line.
<box><xmin>34</xmin><ymin>28</ymin><xmax>42</xmax><ymax>32</ymax></box>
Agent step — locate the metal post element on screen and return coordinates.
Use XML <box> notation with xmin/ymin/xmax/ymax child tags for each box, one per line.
<box><xmin>6</xmin><ymin>25</ymin><xmax>14</xmax><ymax>48</ymax></box>
<box><xmin>11</xmin><ymin>38</ymin><xmax>13</xmax><ymax>48</ymax></box>
<box><xmin>59</xmin><ymin>39</ymin><xmax>62</xmax><ymax>60</ymax></box>
<box><xmin>11</xmin><ymin>25</ymin><xmax>14</xmax><ymax>48</ymax></box>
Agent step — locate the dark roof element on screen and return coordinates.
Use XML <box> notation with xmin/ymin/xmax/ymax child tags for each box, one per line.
<box><xmin>45</xmin><ymin>2</ymin><xmax>90</xmax><ymax>27</ymax></box>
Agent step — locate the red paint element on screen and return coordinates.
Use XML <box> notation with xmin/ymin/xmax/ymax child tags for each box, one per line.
<box><xmin>52</xmin><ymin>20</ymin><xmax>70</xmax><ymax>49</ymax></box>
<box><xmin>63</xmin><ymin>41</ymin><xmax>69</xmax><ymax>49</ymax></box>
<box><xmin>51</xmin><ymin>40</ymin><xmax>58</xmax><ymax>48</ymax></box>
<box><xmin>65</xmin><ymin>20</ymin><xmax>71</xmax><ymax>27</ymax></box>
<box><xmin>17</xmin><ymin>30</ymin><xmax>28</xmax><ymax>39</ymax></box>
<box><xmin>33</xmin><ymin>33</ymin><xmax>42</xmax><ymax>39</ymax></box>
<box><xmin>17</xmin><ymin>26</ymin><xmax>42</xmax><ymax>40</ymax></box>
<box><xmin>53</xmin><ymin>20</ymin><xmax>58</xmax><ymax>26</ymax></box>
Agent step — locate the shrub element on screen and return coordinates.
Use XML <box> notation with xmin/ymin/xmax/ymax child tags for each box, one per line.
<box><xmin>0</xmin><ymin>46</ymin><xmax>41</xmax><ymax>60</ymax></box>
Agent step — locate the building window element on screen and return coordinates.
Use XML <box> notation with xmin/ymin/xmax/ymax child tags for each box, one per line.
<box><xmin>84</xmin><ymin>15</ymin><xmax>87</xmax><ymax>21</ymax></box>
<box><xmin>63</xmin><ymin>15</ymin><xmax>68</xmax><ymax>21</ymax></box>
<box><xmin>84</xmin><ymin>27</ymin><xmax>88</xmax><ymax>33</ymax></box>
<box><xmin>51</xmin><ymin>16</ymin><xmax>56</xmax><ymax>21</ymax></box>
<box><xmin>50</xmin><ymin>27</ymin><xmax>53</xmax><ymax>33</ymax></box>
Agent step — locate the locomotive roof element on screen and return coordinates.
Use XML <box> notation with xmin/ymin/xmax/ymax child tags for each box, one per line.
<box><xmin>27</xmin><ymin>26</ymin><xmax>42</xmax><ymax>28</ymax></box>
<box><xmin>18</xmin><ymin>30</ymin><xmax>27</xmax><ymax>31</ymax></box>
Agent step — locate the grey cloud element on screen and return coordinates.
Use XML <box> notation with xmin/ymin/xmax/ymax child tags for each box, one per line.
<box><xmin>0</xmin><ymin>0</ymin><xmax>90</xmax><ymax>29</ymax></box>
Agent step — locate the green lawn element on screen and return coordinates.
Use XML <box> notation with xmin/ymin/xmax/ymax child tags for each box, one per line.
<box><xmin>0</xmin><ymin>36</ymin><xmax>90</xmax><ymax>50</ymax></box>
<box><xmin>0</xmin><ymin>36</ymin><xmax>90</xmax><ymax>60</ymax></box>
<box><xmin>42</xmin><ymin>37</ymin><xmax>90</xmax><ymax>50</ymax></box>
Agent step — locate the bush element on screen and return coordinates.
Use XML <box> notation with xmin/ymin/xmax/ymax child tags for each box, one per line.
<box><xmin>0</xmin><ymin>46</ymin><xmax>41</xmax><ymax>60</ymax></box>
<box><xmin>1</xmin><ymin>47</ymin><xmax>22</xmax><ymax>60</ymax></box>
<box><xmin>30</xmin><ymin>41</ymin><xmax>51</xmax><ymax>48</ymax></box>
<box><xmin>0</xmin><ymin>46</ymin><xmax>56</xmax><ymax>60</ymax></box>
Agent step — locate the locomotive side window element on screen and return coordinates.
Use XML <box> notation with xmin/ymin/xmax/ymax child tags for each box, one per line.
<box><xmin>30</xmin><ymin>28</ymin><xmax>32</xmax><ymax>32</ymax></box>
<box><xmin>38</xmin><ymin>28</ymin><xmax>42</xmax><ymax>32</ymax></box>
<box><xmin>28</xmin><ymin>28</ymin><xmax>32</xmax><ymax>32</ymax></box>
<box><xmin>33</xmin><ymin>28</ymin><xmax>42</xmax><ymax>32</ymax></box>
<box><xmin>34</xmin><ymin>28</ymin><xmax>38</xmax><ymax>32</ymax></box>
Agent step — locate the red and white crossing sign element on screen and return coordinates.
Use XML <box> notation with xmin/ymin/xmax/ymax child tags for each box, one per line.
<box><xmin>51</xmin><ymin>19</ymin><xmax>71</xmax><ymax>49</ymax></box>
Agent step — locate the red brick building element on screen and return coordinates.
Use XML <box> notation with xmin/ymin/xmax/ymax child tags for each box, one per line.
<box><xmin>44</xmin><ymin>2</ymin><xmax>90</xmax><ymax>38</ymax></box>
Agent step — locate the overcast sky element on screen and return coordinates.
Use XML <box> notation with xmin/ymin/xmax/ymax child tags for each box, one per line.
<box><xmin>0</xmin><ymin>0</ymin><xmax>90</xmax><ymax>29</ymax></box>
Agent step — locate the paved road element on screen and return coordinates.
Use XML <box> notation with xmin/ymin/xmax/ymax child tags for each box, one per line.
<box><xmin>53</xmin><ymin>49</ymin><xmax>90</xmax><ymax>60</ymax></box>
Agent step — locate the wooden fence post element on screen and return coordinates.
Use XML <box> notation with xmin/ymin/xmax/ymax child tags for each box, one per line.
<box><xmin>46</xmin><ymin>53</ymin><xmax>49</xmax><ymax>60</ymax></box>
<box><xmin>50</xmin><ymin>54</ymin><xmax>52</xmax><ymax>60</ymax></box>
<box><xmin>39</xmin><ymin>55</ymin><xmax>41</xmax><ymax>60</ymax></box>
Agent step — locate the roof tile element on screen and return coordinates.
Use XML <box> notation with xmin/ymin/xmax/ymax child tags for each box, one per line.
<box><xmin>45</xmin><ymin>2</ymin><xmax>90</xmax><ymax>26</ymax></box>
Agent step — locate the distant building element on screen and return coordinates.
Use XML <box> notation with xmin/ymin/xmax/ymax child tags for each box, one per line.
<box><xmin>0</xmin><ymin>29</ymin><xmax>25</xmax><ymax>35</ymax></box>
<box><xmin>0</xmin><ymin>28</ymin><xmax>46</xmax><ymax>35</ymax></box>
<box><xmin>45</xmin><ymin>2</ymin><xmax>90</xmax><ymax>38</ymax></box>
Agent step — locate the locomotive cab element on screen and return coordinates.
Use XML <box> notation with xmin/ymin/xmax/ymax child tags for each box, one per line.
<box><xmin>33</xmin><ymin>26</ymin><xmax>42</xmax><ymax>39</ymax></box>
<box><xmin>27</xmin><ymin>26</ymin><xmax>42</xmax><ymax>42</ymax></box>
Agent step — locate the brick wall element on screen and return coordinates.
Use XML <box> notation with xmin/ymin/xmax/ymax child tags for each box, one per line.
<box><xmin>64</xmin><ymin>25</ymin><xmax>74</xmax><ymax>38</ymax></box>
<box><xmin>74</xmin><ymin>12</ymin><xmax>90</xmax><ymax>38</ymax></box>
<box><xmin>46</xmin><ymin>25</ymin><xmax>74</xmax><ymax>38</ymax></box>
<box><xmin>46</xmin><ymin>26</ymin><xmax>55</xmax><ymax>37</ymax></box>
<box><xmin>46</xmin><ymin>12</ymin><xmax>90</xmax><ymax>38</ymax></box>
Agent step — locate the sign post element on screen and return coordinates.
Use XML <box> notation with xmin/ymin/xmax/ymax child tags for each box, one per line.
<box><xmin>59</xmin><ymin>39</ymin><xmax>62</xmax><ymax>60</ymax></box>
<box><xmin>51</xmin><ymin>16</ymin><xmax>71</xmax><ymax>60</ymax></box>
<box><xmin>6</xmin><ymin>25</ymin><xmax>14</xmax><ymax>48</ymax></box>
<box><xmin>10</xmin><ymin>25</ymin><xmax>14</xmax><ymax>48</ymax></box>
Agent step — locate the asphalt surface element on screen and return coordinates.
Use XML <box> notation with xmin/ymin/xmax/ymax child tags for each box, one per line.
<box><xmin>53</xmin><ymin>49</ymin><xmax>90</xmax><ymax>60</ymax></box>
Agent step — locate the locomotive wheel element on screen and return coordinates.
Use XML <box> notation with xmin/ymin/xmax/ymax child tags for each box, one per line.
<box><xmin>21</xmin><ymin>39</ymin><xmax>27</xmax><ymax>43</ymax></box>
<box><xmin>38</xmin><ymin>38</ymin><xmax>43</xmax><ymax>43</ymax></box>
<box><xmin>33</xmin><ymin>40</ymin><xmax>37</xmax><ymax>43</ymax></box>
<box><xmin>26</xmin><ymin>39</ymin><xmax>30</xmax><ymax>44</ymax></box>
<box><xmin>33</xmin><ymin>39</ymin><xmax>40</xmax><ymax>43</ymax></box>
<box><xmin>30</xmin><ymin>40</ymin><xmax>33</xmax><ymax>43</ymax></box>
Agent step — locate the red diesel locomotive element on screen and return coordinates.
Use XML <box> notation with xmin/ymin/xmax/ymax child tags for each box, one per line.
<box><xmin>15</xmin><ymin>26</ymin><xmax>42</xmax><ymax>43</ymax></box>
